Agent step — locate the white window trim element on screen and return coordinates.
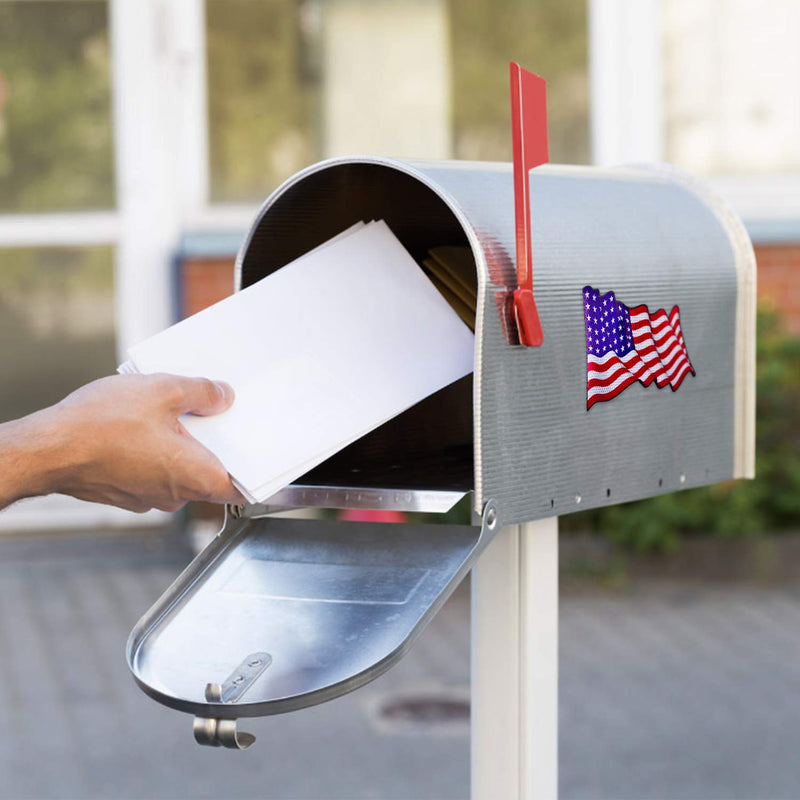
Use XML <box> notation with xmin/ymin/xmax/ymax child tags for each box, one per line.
<box><xmin>705</xmin><ymin>174</ymin><xmax>800</xmax><ymax>230</ymax></box>
<box><xmin>589</xmin><ymin>0</ymin><xmax>664</xmax><ymax>166</ymax></box>
<box><xmin>1</xmin><ymin>495</ymin><xmax>167</xmax><ymax>531</ymax></box>
<box><xmin>589</xmin><ymin>0</ymin><xmax>798</xmax><ymax>234</ymax></box>
<box><xmin>0</xmin><ymin>212</ymin><xmax>120</xmax><ymax>248</ymax></box>
<box><xmin>0</xmin><ymin>0</ymin><xmax>213</xmax><ymax>530</ymax></box>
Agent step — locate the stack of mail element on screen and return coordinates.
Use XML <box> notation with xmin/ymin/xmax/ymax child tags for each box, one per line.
<box><xmin>421</xmin><ymin>246</ymin><xmax>477</xmax><ymax>330</ymax></box>
<box><xmin>120</xmin><ymin>221</ymin><xmax>475</xmax><ymax>504</ymax></box>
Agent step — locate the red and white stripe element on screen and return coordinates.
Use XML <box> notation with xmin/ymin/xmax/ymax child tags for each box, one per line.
<box><xmin>630</xmin><ymin>305</ymin><xmax>695</xmax><ymax>391</ymax></box>
<box><xmin>586</xmin><ymin>351</ymin><xmax>643</xmax><ymax>409</ymax></box>
<box><xmin>586</xmin><ymin>304</ymin><xmax>694</xmax><ymax>410</ymax></box>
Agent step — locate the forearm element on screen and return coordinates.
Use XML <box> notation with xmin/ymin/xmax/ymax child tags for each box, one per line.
<box><xmin>0</xmin><ymin>409</ymin><xmax>68</xmax><ymax>510</ymax></box>
<box><xmin>0</xmin><ymin>375</ymin><xmax>241</xmax><ymax>514</ymax></box>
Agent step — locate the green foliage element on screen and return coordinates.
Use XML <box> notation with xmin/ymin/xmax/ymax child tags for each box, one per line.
<box><xmin>0</xmin><ymin>245</ymin><xmax>113</xmax><ymax>293</ymax></box>
<box><xmin>206</xmin><ymin>0</ymin><xmax>318</xmax><ymax>202</ymax></box>
<box><xmin>0</xmin><ymin>0</ymin><xmax>588</xmax><ymax>209</ymax></box>
<box><xmin>447</xmin><ymin>0</ymin><xmax>588</xmax><ymax>163</ymax></box>
<box><xmin>563</xmin><ymin>307</ymin><xmax>800</xmax><ymax>551</ymax></box>
<box><xmin>0</xmin><ymin>245</ymin><xmax>116</xmax><ymax>422</ymax></box>
<box><xmin>0</xmin><ymin>1</ymin><xmax>113</xmax><ymax>213</ymax></box>
<box><xmin>205</xmin><ymin>0</ymin><xmax>589</xmax><ymax>201</ymax></box>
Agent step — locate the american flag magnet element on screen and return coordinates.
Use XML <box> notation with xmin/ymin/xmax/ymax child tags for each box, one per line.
<box><xmin>583</xmin><ymin>285</ymin><xmax>695</xmax><ymax>410</ymax></box>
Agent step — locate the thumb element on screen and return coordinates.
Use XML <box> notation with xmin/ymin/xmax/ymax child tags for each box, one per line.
<box><xmin>171</xmin><ymin>377</ymin><xmax>235</xmax><ymax>417</ymax></box>
<box><xmin>175</xmin><ymin>435</ymin><xmax>247</xmax><ymax>504</ymax></box>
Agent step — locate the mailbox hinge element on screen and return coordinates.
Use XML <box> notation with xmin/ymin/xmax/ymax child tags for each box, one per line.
<box><xmin>478</xmin><ymin>498</ymin><xmax>501</xmax><ymax>542</ymax></box>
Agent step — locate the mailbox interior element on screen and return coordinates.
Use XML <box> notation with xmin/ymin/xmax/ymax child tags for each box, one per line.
<box><xmin>237</xmin><ymin>163</ymin><xmax>477</xmax><ymax>496</ymax></box>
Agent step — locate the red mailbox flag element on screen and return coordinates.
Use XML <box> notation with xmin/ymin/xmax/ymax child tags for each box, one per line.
<box><xmin>510</xmin><ymin>62</ymin><xmax>548</xmax><ymax>347</ymax></box>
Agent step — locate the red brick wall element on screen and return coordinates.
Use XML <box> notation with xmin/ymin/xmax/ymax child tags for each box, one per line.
<box><xmin>754</xmin><ymin>244</ymin><xmax>800</xmax><ymax>335</ymax></box>
<box><xmin>179</xmin><ymin>258</ymin><xmax>236</xmax><ymax>521</ymax></box>
<box><xmin>180</xmin><ymin>258</ymin><xmax>235</xmax><ymax>319</ymax></box>
<box><xmin>180</xmin><ymin>246</ymin><xmax>800</xmax><ymax>333</ymax></box>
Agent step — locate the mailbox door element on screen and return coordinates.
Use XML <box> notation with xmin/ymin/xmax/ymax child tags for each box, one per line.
<box><xmin>128</xmin><ymin>512</ymin><xmax>488</xmax><ymax>719</ymax></box>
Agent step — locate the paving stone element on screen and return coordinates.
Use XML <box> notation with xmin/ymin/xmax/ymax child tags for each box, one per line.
<box><xmin>1</xmin><ymin>529</ymin><xmax>800</xmax><ymax>799</ymax></box>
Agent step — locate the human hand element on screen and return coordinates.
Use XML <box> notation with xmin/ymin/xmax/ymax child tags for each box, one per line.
<box><xmin>0</xmin><ymin>374</ymin><xmax>245</xmax><ymax>513</ymax></box>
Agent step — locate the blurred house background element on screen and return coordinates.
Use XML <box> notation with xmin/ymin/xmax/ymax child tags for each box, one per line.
<box><xmin>1</xmin><ymin>0</ymin><xmax>797</xmax><ymax>535</ymax></box>
<box><xmin>1</xmin><ymin>3</ymin><xmax>800</xmax><ymax>800</ymax></box>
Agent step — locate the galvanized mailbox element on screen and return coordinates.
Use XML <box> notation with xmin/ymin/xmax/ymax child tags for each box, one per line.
<box><xmin>127</xmin><ymin>156</ymin><xmax>756</xmax><ymax>747</ymax></box>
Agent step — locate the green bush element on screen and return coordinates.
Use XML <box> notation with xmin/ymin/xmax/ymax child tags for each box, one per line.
<box><xmin>562</xmin><ymin>306</ymin><xmax>800</xmax><ymax>551</ymax></box>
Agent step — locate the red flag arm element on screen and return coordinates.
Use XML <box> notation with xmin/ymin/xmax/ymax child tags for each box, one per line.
<box><xmin>510</xmin><ymin>62</ymin><xmax>548</xmax><ymax>346</ymax></box>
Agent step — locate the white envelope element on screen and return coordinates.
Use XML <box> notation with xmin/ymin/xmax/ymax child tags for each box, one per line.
<box><xmin>123</xmin><ymin>221</ymin><xmax>475</xmax><ymax>503</ymax></box>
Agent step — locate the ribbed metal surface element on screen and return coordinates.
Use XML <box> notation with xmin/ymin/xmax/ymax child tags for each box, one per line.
<box><xmin>416</xmin><ymin>161</ymin><xmax>739</xmax><ymax>524</ymax></box>
<box><xmin>236</xmin><ymin>157</ymin><xmax>750</xmax><ymax>527</ymax></box>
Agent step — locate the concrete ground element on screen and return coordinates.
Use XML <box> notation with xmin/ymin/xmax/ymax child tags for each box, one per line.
<box><xmin>1</xmin><ymin>527</ymin><xmax>800</xmax><ymax>800</ymax></box>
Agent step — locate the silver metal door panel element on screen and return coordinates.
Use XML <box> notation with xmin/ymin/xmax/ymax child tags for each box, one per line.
<box><xmin>128</xmin><ymin>513</ymin><xmax>488</xmax><ymax>718</ymax></box>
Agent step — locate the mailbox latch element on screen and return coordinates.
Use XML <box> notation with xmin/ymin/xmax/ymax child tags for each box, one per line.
<box><xmin>192</xmin><ymin>652</ymin><xmax>272</xmax><ymax>749</ymax></box>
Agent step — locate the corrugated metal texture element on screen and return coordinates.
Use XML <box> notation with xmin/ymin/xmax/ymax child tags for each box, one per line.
<box><xmin>648</xmin><ymin>164</ymin><xmax>757</xmax><ymax>479</ymax></box>
<box><xmin>415</xmin><ymin>162</ymin><xmax>742</xmax><ymax>525</ymax></box>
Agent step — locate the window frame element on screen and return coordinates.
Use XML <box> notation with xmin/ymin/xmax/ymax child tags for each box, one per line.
<box><xmin>0</xmin><ymin>0</ymin><xmax>225</xmax><ymax>529</ymax></box>
<box><xmin>589</xmin><ymin>0</ymin><xmax>799</xmax><ymax>234</ymax></box>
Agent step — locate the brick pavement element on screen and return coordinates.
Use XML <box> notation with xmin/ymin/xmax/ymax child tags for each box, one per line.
<box><xmin>1</xmin><ymin>528</ymin><xmax>800</xmax><ymax>799</ymax></box>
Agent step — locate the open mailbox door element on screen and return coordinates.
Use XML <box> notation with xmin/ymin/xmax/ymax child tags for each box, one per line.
<box><xmin>128</xmin><ymin>501</ymin><xmax>499</xmax><ymax>748</ymax></box>
<box><xmin>127</xmin><ymin>153</ymin><xmax>755</xmax><ymax>748</ymax></box>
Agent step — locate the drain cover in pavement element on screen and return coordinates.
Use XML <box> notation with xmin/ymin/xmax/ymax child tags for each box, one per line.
<box><xmin>367</xmin><ymin>687</ymin><xmax>470</xmax><ymax>735</ymax></box>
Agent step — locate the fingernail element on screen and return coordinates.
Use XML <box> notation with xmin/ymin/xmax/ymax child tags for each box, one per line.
<box><xmin>214</xmin><ymin>381</ymin><xmax>234</xmax><ymax>405</ymax></box>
